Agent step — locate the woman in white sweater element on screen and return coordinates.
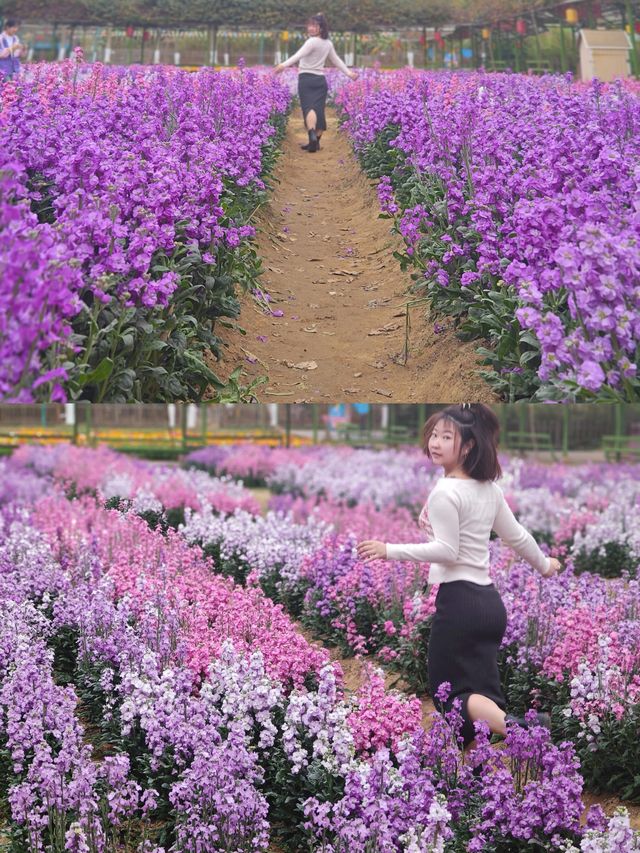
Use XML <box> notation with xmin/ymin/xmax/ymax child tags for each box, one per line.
<box><xmin>357</xmin><ymin>404</ymin><xmax>561</xmax><ymax>749</ymax></box>
<box><xmin>274</xmin><ymin>13</ymin><xmax>357</xmax><ymax>153</ymax></box>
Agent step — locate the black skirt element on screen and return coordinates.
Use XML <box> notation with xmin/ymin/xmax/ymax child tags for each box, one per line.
<box><xmin>428</xmin><ymin>580</ymin><xmax>508</xmax><ymax>746</ymax></box>
<box><xmin>298</xmin><ymin>72</ymin><xmax>328</xmax><ymax>132</ymax></box>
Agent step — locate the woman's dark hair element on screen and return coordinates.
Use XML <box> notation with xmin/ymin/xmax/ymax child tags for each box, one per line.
<box><xmin>422</xmin><ymin>404</ymin><xmax>502</xmax><ymax>481</ymax></box>
<box><xmin>308</xmin><ymin>13</ymin><xmax>329</xmax><ymax>39</ymax></box>
<box><xmin>4</xmin><ymin>18</ymin><xmax>19</xmax><ymax>28</ymax></box>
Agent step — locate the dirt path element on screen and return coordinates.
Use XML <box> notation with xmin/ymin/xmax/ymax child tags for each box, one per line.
<box><xmin>214</xmin><ymin>109</ymin><xmax>497</xmax><ymax>403</ymax></box>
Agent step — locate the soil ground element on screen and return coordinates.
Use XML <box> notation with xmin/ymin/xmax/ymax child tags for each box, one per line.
<box><xmin>212</xmin><ymin>109</ymin><xmax>497</xmax><ymax>404</ymax></box>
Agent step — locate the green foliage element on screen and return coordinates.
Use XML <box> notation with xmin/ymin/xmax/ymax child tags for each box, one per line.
<box><xmin>6</xmin><ymin>0</ymin><xmax>451</xmax><ymax>27</ymax></box>
<box><xmin>573</xmin><ymin>542</ymin><xmax>637</xmax><ymax>579</ymax></box>
<box><xmin>351</xmin><ymin>119</ymin><xmax>556</xmax><ymax>402</ymax></box>
<box><xmin>557</xmin><ymin>704</ymin><xmax>640</xmax><ymax>803</ymax></box>
<box><xmin>30</xmin><ymin>111</ymin><xmax>288</xmax><ymax>404</ymax></box>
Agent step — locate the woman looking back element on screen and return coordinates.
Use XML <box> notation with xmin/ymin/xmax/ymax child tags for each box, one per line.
<box><xmin>274</xmin><ymin>13</ymin><xmax>357</xmax><ymax>153</ymax></box>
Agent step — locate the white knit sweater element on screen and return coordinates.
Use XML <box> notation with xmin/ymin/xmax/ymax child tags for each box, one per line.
<box><xmin>386</xmin><ymin>477</ymin><xmax>551</xmax><ymax>586</ymax></box>
<box><xmin>280</xmin><ymin>36</ymin><xmax>351</xmax><ymax>76</ymax></box>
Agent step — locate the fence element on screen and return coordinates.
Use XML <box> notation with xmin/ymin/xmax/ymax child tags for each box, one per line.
<box><xmin>10</xmin><ymin>22</ymin><xmax>592</xmax><ymax>74</ymax></box>
<box><xmin>0</xmin><ymin>404</ymin><xmax>639</xmax><ymax>456</ymax></box>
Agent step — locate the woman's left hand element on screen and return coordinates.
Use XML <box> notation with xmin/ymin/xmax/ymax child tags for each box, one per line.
<box><xmin>357</xmin><ymin>540</ymin><xmax>387</xmax><ymax>562</ymax></box>
<box><xmin>348</xmin><ymin>70</ymin><xmax>358</xmax><ymax>81</ymax></box>
<box><xmin>273</xmin><ymin>64</ymin><xmax>284</xmax><ymax>75</ymax></box>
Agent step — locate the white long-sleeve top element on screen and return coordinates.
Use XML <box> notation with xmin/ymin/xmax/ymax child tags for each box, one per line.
<box><xmin>386</xmin><ymin>477</ymin><xmax>551</xmax><ymax>586</ymax></box>
<box><xmin>280</xmin><ymin>36</ymin><xmax>351</xmax><ymax>76</ymax></box>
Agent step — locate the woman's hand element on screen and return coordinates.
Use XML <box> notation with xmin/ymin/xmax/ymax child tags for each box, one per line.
<box><xmin>357</xmin><ymin>540</ymin><xmax>387</xmax><ymax>563</ymax></box>
<box><xmin>273</xmin><ymin>64</ymin><xmax>285</xmax><ymax>75</ymax></box>
<box><xmin>348</xmin><ymin>70</ymin><xmax>358</xmax><ymax>81</ymax></box>
<box><xmin>544</xmin><ymin>558</ymin><xmax>562</xmax><ymax>577</ymax></box>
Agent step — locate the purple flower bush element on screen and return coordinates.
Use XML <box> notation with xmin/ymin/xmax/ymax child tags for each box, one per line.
<box><xmin>2</xmin><ymin>444</ymin><xmax>640</xmax><ymax>847</ymax></box>
<box><xmin>334</xmin><ymin>70</ymin><xmax>640</xmax><ymax>402</ymax></box>
<box><xmin>0</xmin><ymin>59</ymin><xmax>291</xmax><ymax>402</ymax></box>
<box><xmin>10</xmin><ymin>443</ymin><xmax>261</xmax><ymax>521</ymax></box>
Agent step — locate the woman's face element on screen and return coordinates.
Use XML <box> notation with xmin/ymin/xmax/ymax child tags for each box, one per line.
<box><xmin>428</xmin><ymin>418</ymin><xmax>465</xmax><ymax>471</ymax></box>
<box><xmin>307</xmin><ymin>20</ymin><xmax>320</xmax><ymax>37</ymax></box>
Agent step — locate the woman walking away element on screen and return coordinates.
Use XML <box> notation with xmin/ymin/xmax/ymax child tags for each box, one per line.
<box><xmin>357</xmin><ymin>404</ymin><xmax>561</xmax><ymax>750</ymax></box>
<box><xmin>274</xmin><ymin>13</ymin><xmax>357</xmax><ymax>153</ymax></box>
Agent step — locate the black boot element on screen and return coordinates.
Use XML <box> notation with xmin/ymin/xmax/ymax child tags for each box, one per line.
<box><xmin>300</xmin><ymin>138</ymin><xmax>321</xmax><ymax>151</ymax></box>
<box><xmin>306</xmin><ymin>128</ymin><xmax>319</xmax><ymax>153</ymax></box>
<box><xmin>505</xmin><ymin>712</ymin><xmax>551</xmax><ymax>731</ymax></box>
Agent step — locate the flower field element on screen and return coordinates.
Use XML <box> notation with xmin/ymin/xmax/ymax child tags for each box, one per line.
<box><xmin>1</xmin><ymin>443</ymin><xmax>640</xmax><ymax>850</ymax></box>
<box><xmin>334</xmin><ymin>70</ymin><xmax>640</xmax><ymax>402</ymax></box>
<box><xmin>3</xmin><ymin>61</ymin><xmax>639</xmax><ymax>403</ymax></box>
<box><xmin>0</xmin><ymin>59</ymin><xmax>290</xmax><ymax>403</ymax></box>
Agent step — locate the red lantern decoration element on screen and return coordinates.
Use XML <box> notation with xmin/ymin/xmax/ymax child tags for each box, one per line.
<box><xmin>516</xmin><ymin>19</ymin><xmax>526</xmax><ymax>36</ymax></box>
<box><xmin>434</xmin><ymin>31</ymin><xmax>445</xmax><ymax>46</ymax></box>
<box><xmin>143</xmin><ymin>30</ymin><xmax>150</xmax><ymax>41</ymax></box>
<box><xmin>126</xmin><ymin>26</ymin><xmax>134</xmax><ymax>38</ymax></box>
<box><xmin>419</xmin><ymin>33</ymin><xmax>426</xmax><ymax>46</ymax></box>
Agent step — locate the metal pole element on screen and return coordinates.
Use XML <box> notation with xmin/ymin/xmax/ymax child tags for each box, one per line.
<box><xmin>562</xmin><ymin>405</ymin><xmax>569</xmax><ymax>458</ymax></box>
<box><xmin>181</xmin><ymin>404</ymin><xmax>187</xmax><ymax>453</ymax></box>
<box><xmin>285</xmin><ymin>405</ymin><xmax>291</xmax><ymax>448</ymax></box>
<box><xmin>559</xmin><ymin>21</ymin><xmax>567</xmax><ymax>73</ymax></box>
<box><xmin>72</xmin><ymin>404</ymin><xmax>79</xmax><ymax>445</ymax></box>
<box><xmin>627</xmin><ymin>0</ymin><xmax>639</xmax><ymax>77</ymax></box>
<box><xmin>499</xmin><ymin>405</ymin><xmax>509</xmax><ymax>449</ymax></box>
<box><xmin>417</xmin><ymin>404</ymin><xmax>426</xmax><ymax>445</ymax></box>
<box><xmin>201</xmin><ymin>405</ymin><xmax>207</xmax><ymax>444</ymax></box>
<box><xmin>312</xmin><ymin>404</ymin><xmax>318</xmax><ymax>444</ymax></box>
<box><xmin>85</xmin><ymin>400</ymin><xmax>92</xmax><ymax>445</ymax></box>
<box><xmin>614</xmin><ymin>403</ymin><xmax>623</xmax><ymax>438</ymax></box>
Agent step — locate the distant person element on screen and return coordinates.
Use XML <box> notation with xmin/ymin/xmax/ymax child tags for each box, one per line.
<box><xmin>273</xmin><ymin>13</ymin><xmax>357</xmax><ymax>153</ymax></box>
<box><xmin>0</xmin><ymin>19</ymin><xmax>24</xmax><ymax>81</ymax></box>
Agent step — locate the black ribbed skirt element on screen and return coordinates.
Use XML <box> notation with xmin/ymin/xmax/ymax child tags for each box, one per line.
<box><xmin>428</xmin><ymin>580</ymin><xmax>508</xmax><ymax>746</ymax></box>
<box><xmin>298</xmin><ymin>72</ymin><xmax>328</xmax><ymax>131</ymax></box>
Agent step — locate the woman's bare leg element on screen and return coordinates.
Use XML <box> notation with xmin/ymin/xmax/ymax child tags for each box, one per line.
<box><xmin>467</xmin><ymin>693</ymin><xmax>507</xmax><ymax>737</ymax></box>
<box><xmin>305</xmin><ymin>109</ymin><xmax>317</xmax><ymax>131</ymax></box>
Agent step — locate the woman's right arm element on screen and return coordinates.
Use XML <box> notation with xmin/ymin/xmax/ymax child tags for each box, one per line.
<box><xmin>385</xmin><ymin>489</ymin><xmax>460</xmax><ymax>563</ymax></box>
<box><xmin>492</xmin><ymin>486</ymin><xmax>552</xmax><ymax>575</ymax></box>
<box><xmin>278</xmin><ymin>39</ymin><xmax>312</xmax><ymax>69</ymax></box>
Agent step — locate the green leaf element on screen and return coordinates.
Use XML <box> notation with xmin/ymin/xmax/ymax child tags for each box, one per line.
<box><xmin>77</xmin><ymin>357</ymin><xmax>114</xmax><ymax>387</ymax></box>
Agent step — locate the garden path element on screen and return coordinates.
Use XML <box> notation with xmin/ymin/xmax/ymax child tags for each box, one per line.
<box><xmin>212</xmin><ymin>109</ymin><xmax>497</xmax><ymax>403</ymax></box>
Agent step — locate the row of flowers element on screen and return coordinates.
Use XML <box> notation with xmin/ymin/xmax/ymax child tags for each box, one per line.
<box><xmin>332</xmin><ymin>70</ymin><xmax>640</xmax><ymax>402</ymax></box>
<box><xmin>5</xmin><ymin>443</ymin><xmax>640</xmax><ymax>807</ymax></box>
<box><xmin>185</xmin><ymin>442</ymin><xmax>640</xmax><ymax>580</ymax></box>
<box><xmin>1</xmin><ymin>58</ymin><xmax>291</xmax><ymax>403</ymax></box>
<box><xmin>4</xmin><ymin>461</ymin><xmax>637</xmax><ymax>848</ymax></box>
